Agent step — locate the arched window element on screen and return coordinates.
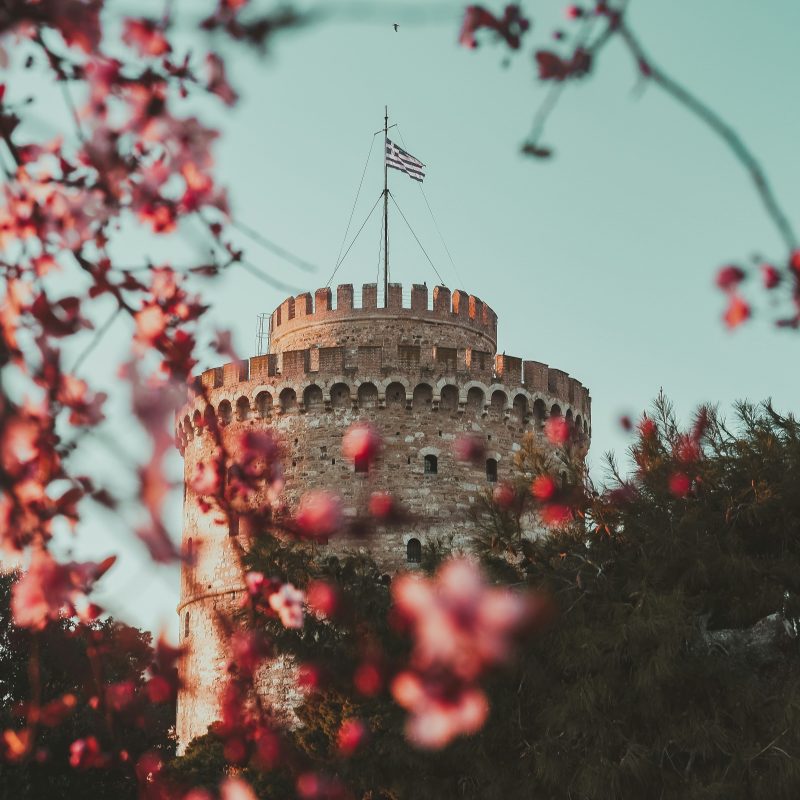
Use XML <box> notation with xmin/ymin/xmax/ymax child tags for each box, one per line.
<box><xmin>406</xmin><ymin>538</ymin><xmax>422</xmax><ymax>564</ymax></box>
<box><xmin>303</xmin><ymin>384</ymin><xmax>323</xmax><ymax>410</ymax></box>
<box><xmin>440</xmin><ymin>385</ymin><xmax>459</xmax><ymax>411</ymax></box>
<box><xmin>424</xmin><ymin>454</ymin><xmax>438</xmax><ymax>475</ymax></box>
<box><xmin>490</xmin><ymin>390</ymin><xmax>507</xmax><ymax>417</ymax></box>
<box><xmin>236</xmin><ymin>396</ymin><xmax>250</xmax><ymax>422</ymax></box>
<box><xmin>255</xmin><ymin>391</ymin><xmax>272</xmax><ymax>418</ymax></box>
<box><xmin>533</xmin><ymin>399</ymin><xmax>547</xmax><ymax>429</ymax></box>
<box><xmin>412</xmin><ymin>383</ymin><xmax>433</xmax><ymax>411</ymax></box>
<box><xmin>550</xmin><ymin>403</ymin><xmax>562</xmax><ymax>418</ymax></box>
<box><xmin>330</xmin><ymin>382</ymin><xmax>351</xmax><ymax>409</ymax></box>
<box><xmin>186</xmin><ymin>537</ymin><xmax>193</xmax><ymax>562</ymax></box>
<box><xmin>357</xmin><ymin>382</ymin><xmax>378</xmax><ymax>409</ymax></box>
<box><xmin>486</xmin><ymin>458</ymin><xmax>498</xmax><ymax>483</ymax></box>
<box><xmin>279</xmin><ymin>387</ymin><xmax>297</xmax><ymax>413</ymax></box>
<box><xmin>466</xmin><ymin>387</ymin><xmax>485</xmax><ymax>417</ymax></box>
<box><xmin>217</xmin><ymin>399</ymin><xmax>232</xmax><ymax>425</ymax></box>
<box><xmin>512</xmin><ymin>394</ymin><xmax>527</xmax><ymax>423</ymax></box>
<box><xmin>184</xmin><ymin>611</ymin><xmax>190</xmax><ymax>639</ymax></box>
<box><xmin>386</xmin><ymin>382</ymin><xmax>406</xmax><ymax>408</ymax></box>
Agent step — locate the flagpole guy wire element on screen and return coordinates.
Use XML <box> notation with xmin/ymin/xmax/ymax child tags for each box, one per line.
<box><xmin>389</xmin><ymin>191</ymin><xmax>446</xmax><ymax>287</ymax></box>
<box><xmin>325</xmin><ymin>191</ymin><xmax>384</xmax><ymax>287</ymax></box>
<box><xmin>332</xmin><ymin>131</ymin><xmax>380</xmax><ymax>274</ymax></box>
<box><xmin>396</xmin><ymin>125</ymin><xmax>464</xmax><ymax>288</ymax></box>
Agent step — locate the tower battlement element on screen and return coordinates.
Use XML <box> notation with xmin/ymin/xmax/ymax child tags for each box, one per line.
<box><xmin>269</xmin><ymin>283</ymin><xmax>497</xmax><ymax>355</ymax></box>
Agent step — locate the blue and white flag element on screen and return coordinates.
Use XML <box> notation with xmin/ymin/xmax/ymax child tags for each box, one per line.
<box><xmin>385</xmin><ymin>139</ymin><xmax>425</xmax><ymax>183</ymax></box>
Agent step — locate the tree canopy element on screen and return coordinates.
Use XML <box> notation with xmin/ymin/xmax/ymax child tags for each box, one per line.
<box><xmin>0</xmin><ymin>572</ymin><xmax>176</xmax><ymax>799</ymax></box>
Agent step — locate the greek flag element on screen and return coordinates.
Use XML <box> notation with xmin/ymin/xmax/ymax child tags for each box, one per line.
<box><xmin>385</xmin><ymin>139</ymin><xmax>425</xmax><ymax>183</ymax></box>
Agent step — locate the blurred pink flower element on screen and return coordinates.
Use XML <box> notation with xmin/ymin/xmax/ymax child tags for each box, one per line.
<box><xmin>11</xmin><ymin>549</ymin><xmax>115</xmax><ymax>630</ymax></box>
<box><xmin>391</xmin><ymin>670</ymin><xmax>489</xmax><ymax>749</ymax></box>
<box><xmin>392</xmin><ymin>558</ymin><xmax>532</xmax><ymax>681</ymax></box>
<box><xmin>269</xmin><ymin>583</ymin><xmax>305</xmax><ymax>629</ymax></box>
<box><xmin>295</xmin><ymin>490</ymin><xmax>343</xmax><ymax>540</ymax></box>
<box><xmin>342</xmin><ymin>422</ymin><xmax>382</xmax><ymax>469</ymax></box>
<box><xmin>220</xmin><ymin>777</ymin><xmax>258</xmax><ymax>800</ymax></box>
<box><xmin>544</xmin><ymin>416</ymin><xmax>570</xmax><ymax>445</ymax></box>
<box><xmin>69</xmin><ymin>736</ymin><xmax>106</xmax><ymax>769</ymax></box>
<box><xmin>452</xmin><ymin>434</ymin><xmax>486</xmax><ymax>464</ymax></box>
<box><xmin>337</xmin><ymin>718</ymin><xmax>367</xmax><ymax>756</ymax></box>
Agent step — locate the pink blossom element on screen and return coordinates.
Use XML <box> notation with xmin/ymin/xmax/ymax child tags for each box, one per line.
<box><xmin>122</xmin><ymin>18</ymin><xmax>171</xmax><ymax>56</ymax></box>
<box><xmin>668</xmin><ymin>472</ymin><xmax>692</xmax><ymax>497</ymax></box>
<box><xmin>540</xmin><ymin>502</ymin><xmax>573</xmax><ymax>527</ymax></box>
<box><xmin>453</xmin><ymin>434</ymin><xmax>486</xmax><ymax>464</ymax></box>
<box><xmin>391</xmin><ymin>671</ymin><xmax>489</xmax><ymax>749</ymax></box>
<box><xmin>458</xmin><ymin>4</ymin><xmax>530</xmax><ymax>50</ymax></box>
<box><xmin>337</xmin><ymin>718</ymin><xmax>367</xmax><ymax>756</ymax></box>
<box><xmin>206</xmin><ymin>54</ymin><xmax>239</xmax><ymax>106</ymax></box>
<box><xmin>492</xmin><ymin>482</ymin><xmax>515</xmax><ymax>509</ymax></box>
<box><xmin>229</xmin><ymin>631</ymin><xmax>270</xmax><ymax>675</ymax></box>
<box><xmin>134</xmin><ymin>305</ymin><xmax>168</xmax><ymax>345</ymax></box>
<box><xmin>105</xmin><ymin>681</ymin><xmax>136</xmax><ymax>712</ymax></box>
<box><xmin>723</xmin><ymin>293</ymin><xmax>751</xmax><ymax>329</ymax></box>
<box><xmin>544</xmin><ymin>416</ymin><xmax>570</xmax><ymax>445</ymax></box>
<box><xmin>715</xmin><ymin>264</ymin><xmax>745</xmax><ymax>291</ymax></box>
<box><xmin>11</xmin><ymin>549</ymin><xmax>115</xmax><ymax>630</ymax></box>
<box><xmin>306</xmin><ymin>580</ymin><xmax>338</xmax><ymax>618</ymax></box>
<box><xmin>353</xmin><ymin>661</ymin><xmax>383</xmax><ymax>696</ymax></box>
<box><xmin>295</xmin><ymin>490</ymin><xmax>343</xmax><ymax>540</ymax></box>
<box><xmin>220</xmin><ymin>777</ymin><xmax>258</xmax><ymax>800</ymax></box>
<box><xmin>531</xmin><ymin>475</ymin><xmax>557</xmax><ymax>501</ymax></box>
<box><xmin>190</xmin><ymin>454</ymin><xmax>223</xmax><ymax>496</ymax></box>
<box><xmin>69</xmin><ymin>736</ymin><xmax>106</xmax><ymax>769</ymax></box>
<box><xmin>269</xmin><ymin>583</ymin><xmax>305</xmax><ymax>629</ymax></box>
<box><xmin>761</xmin><ymin>263</ymin><xmax>781</xmax><ymax>289</ymax></box>
<box><xmin>392</xmin><ymin>558</ymin><xmax>532</xmax><ymax>681</ymax></box>
<box><xmin>341</xmin><ymin>422</ymin><xmax>382</xmax><ymax>468</ymax></box>
<box><xmin>368</xmin><ymin>491</ymin><xmax>396</xmax><ymax>520</ymax></box>
<box><xmin>57</xmin><ymin>374</ymin><xmax>106</xmax><ymax>426</ymax></box>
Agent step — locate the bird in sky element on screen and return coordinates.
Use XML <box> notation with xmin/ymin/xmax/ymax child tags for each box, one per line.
<box><xmin>393</xmin><ymin>23</ymin><xmax>399</xmax><ymax>32</ymax></box>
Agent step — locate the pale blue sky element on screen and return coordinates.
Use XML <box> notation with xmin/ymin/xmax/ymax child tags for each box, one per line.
<box><xmin>11</xmin><ymin>1</ymin><xmax>799</xmax><ymax>634</ymax></box>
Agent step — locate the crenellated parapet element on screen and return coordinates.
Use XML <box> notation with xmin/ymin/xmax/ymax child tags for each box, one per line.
<box><xmin>268</xmin><ymin>283</ymin><xmax>498</xmax><ymax>356</ymax></box>
<box><xmin>192</xmin><ymin>352</ymin><xmax>589</xmax><ymax>414</ymax></box>
<box><xmin>176</xmin><ymin>357</ymin><xmax>591</xmax><ymax>454</ymax></box>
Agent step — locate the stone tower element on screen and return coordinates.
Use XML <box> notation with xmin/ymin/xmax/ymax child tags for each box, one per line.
<box><xmin>174</xmin><ymin>281</ymin><xmax>591</xmax><ymax>749</ymax></box>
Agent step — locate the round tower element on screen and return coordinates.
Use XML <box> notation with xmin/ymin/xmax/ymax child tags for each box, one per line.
<box><xmin>174</xmin><ymin>282</ymin><xmax>591</xmax><ymax>748</ymax></box>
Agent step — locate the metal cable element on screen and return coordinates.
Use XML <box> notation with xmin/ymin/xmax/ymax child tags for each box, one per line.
<box><xmin>389</xmin><ymin>192</ymin><xmax>446</xmax><ymax>287</ymax></box>
<box><xmin>325</xmin><ymin>192</ymin><xmax>384</xmax><ymax>286</ymax></box>
<box><xmin>333</xmin><ymin>132</ymin><xmax>379</xmax><ymax>271</ymax></box>
<box><xmin>396</xmin><ymin>125</ymin><xmax>464</xmax><ymax>287</ymax></box>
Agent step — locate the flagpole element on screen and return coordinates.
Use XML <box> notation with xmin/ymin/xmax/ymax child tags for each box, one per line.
<box><xmin>383</xmin><ymin>105</ymin><xmax>389</xmax><ymax>308</ymax></box>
